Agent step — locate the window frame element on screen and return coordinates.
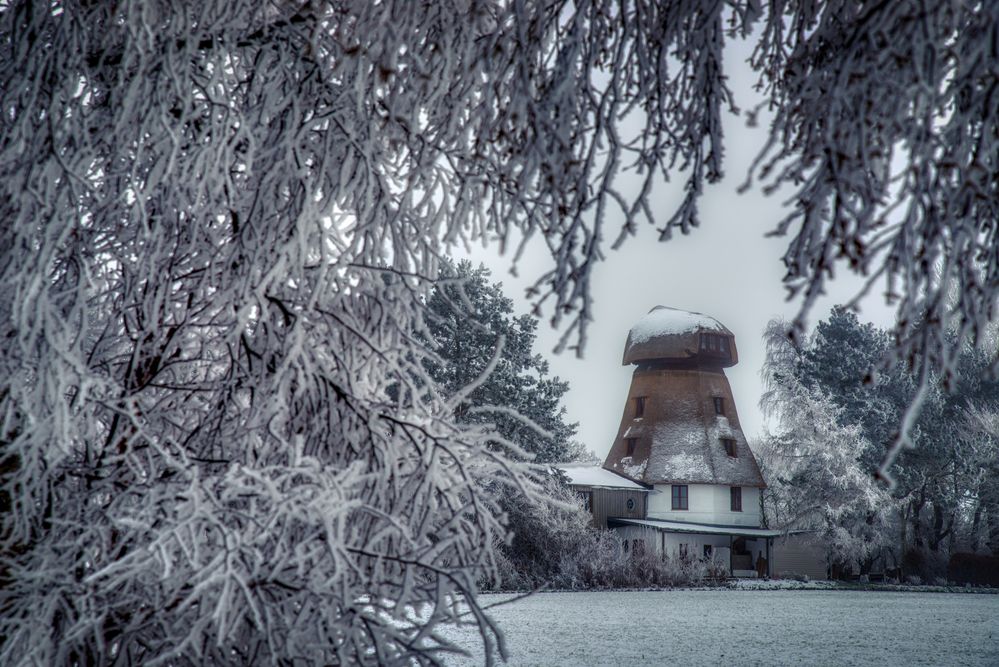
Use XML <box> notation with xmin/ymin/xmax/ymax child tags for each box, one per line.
<box><xmin>730</xmin><ymin>486</ymin><xmax>743</xmax><ymax>512</ymax></box>
<box><xmin>671</xmin><ymin>484</ymin><xmax>689</xmax><ymax>510</ymax></box>
<box><xmin>699</xmin><ymin>333</ymin><xmax>732</xmax><ymax>359</ymax></box>
<box><xmin>713</xmin><ymin>396</ymin><xmax>725</xmax><ymax>416</ymax></box>
<box><xmin>625</xmin><ymin>437</ymin><xmax>637</xmax><ymax>457</ymax></box>
<box><xmin>634</xmin><ymin>395</ymin><xmax>646</xmax><ymax>418</ymax></box>
<box><xmin>722</xmin><ymin>437</ymin><xmax>737</xmax><ymax>457</ymax></box>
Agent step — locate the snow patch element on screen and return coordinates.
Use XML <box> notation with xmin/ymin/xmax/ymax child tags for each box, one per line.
<box><xmin>619</xmin><ymin>457</ymin><xmax>647</xmax><ymax>479</ymax></box>
<box><xmin>629</xmin><ymin>306</ymin><xmax>727</xmax><ymax>344</ymax></box>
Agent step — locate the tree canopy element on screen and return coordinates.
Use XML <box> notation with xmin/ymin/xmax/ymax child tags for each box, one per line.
<box><xmin>761</xmin><ymin>309</ymin><xmax>999</xmax><ymax>575</ymax></box>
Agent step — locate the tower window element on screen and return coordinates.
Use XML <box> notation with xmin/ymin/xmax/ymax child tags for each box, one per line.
<box><xmin>730</xmin><ymin>486</ymin><xmax>743</xmax><ymax>512</ymax></box>
<box><xmin>722</xmin><ymin>438</ymin><xmax>737</xmax><ymax>457</ymax></box>
<box><xmin>671</xmin><ymin>484</ymin><xmax>688</xmax><ymax>510</ymax></box>
<box><xmin>713</xmin><ymin>397</ymin><xmax>725</xmax><ymax>415</ymax></box>
<box><xmin>634</xmin><ymin>396</ymin><xmax>646</xmax><ymax>418</ymax></box>
<box><xmin>625</xmin><ymin>437</ymin><xmax>637</xmax><ymax>457</ymax></box>
<box><xmin>699</xmin><ymin>334</ymin><xmax>731</xmax><ymax>358</ymax></box>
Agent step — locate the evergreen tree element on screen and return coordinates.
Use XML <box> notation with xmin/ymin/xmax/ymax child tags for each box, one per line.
<box><xmin>423</xmin><ymin>261</ymin><xmax>582</xmax><ymax>464</ymax></box>
<box><xmin>763</xmin><ymin>309</ymin><xmax>999</xmax><ymax>575</ymax></box>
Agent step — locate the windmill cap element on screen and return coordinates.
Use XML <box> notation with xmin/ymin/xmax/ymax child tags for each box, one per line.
<box><xmin>623</xmin><ymin>306</ymin><xmax>737</xmax><ymax>366</ymax></box>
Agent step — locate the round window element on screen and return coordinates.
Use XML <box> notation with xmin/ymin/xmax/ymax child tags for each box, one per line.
<box><xmin>626</xmin><ymin>498</ymin><xmax>636</xmax><ymax>511</ymax></box>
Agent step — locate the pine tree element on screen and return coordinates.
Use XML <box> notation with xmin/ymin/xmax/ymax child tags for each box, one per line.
<box><xmin>423</xmin><ymin>261</ymin><xmax>582</xmax><ymax>464</ymax></box>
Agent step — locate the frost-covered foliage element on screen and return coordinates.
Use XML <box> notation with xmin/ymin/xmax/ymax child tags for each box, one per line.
<box><xmin>747</xmin><ymin>1</ymin><xmax>999</xmax><ymax>483</ymax></box>
<box><xmin>761</xmin><ymin>313</ymin><xmax>999</xmax><ymax>575</ymax></box>
<box><xmin>490</xmin><ymin>478</ymin><xmax>711</xmax><ymax>590</ymax></box>
<box><xmin>764</xmin><ymin>307</ymin><xmax>999</xmax><ymax>580</ymax></box>
<box><xmin>760</xmin><ymin>321</ymin><xmax>897</xmax><ymax>570</ymax></box>
<box><xmin>2</xmin><ymin>0</ymin><xmax>997</xmax><ymax>661</ymax></box>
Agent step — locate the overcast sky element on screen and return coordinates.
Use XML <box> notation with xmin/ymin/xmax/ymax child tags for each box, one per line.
<box><xmin>461</xmin><ymin>36</ymin><xmax>900</xmax><ymax>461</ymax></box>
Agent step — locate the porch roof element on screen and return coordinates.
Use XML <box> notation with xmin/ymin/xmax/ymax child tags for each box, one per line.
<box><xmin>608</xmin><ymin>517</ymin><xmax>783</xmax><ymax>539</ymax></box>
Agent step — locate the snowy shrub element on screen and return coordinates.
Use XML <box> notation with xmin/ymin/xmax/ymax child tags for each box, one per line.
<box><xmin>905</xmin><ymin>575</ymin><xmax>923</xmax><ymax>586</ymax></box>
<box><xmin>573</xmin><ymin>530</ymin><xmax>629</xmax><ymax>590</ymax></box>
<box><xmin>492</xmin><ymin>478</ymin><xmax>594</xmax><ymax>590</ymax></box>
<box><xmin>659</xmin><ymin>556</ymin><xmax>708</xmax><ymax>588</ymax></box>
<box><xmin>704</xmin><ymin>557</ymin><xmax>730</xmax><ymax>582</ymax></box>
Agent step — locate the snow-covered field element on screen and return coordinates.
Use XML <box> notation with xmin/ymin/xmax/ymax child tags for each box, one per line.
<box><xmin>441</xmin><ymin>589</ymin><xmax>999</xmax><ymax>666</ymax></box>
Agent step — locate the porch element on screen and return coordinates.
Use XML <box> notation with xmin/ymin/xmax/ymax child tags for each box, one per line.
<box><xmin>608</xmin><ymin>517</ymin><xmax>784</xmax><ymax>577</ymax></box>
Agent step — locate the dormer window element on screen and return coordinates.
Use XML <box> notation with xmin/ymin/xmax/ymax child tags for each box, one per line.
<box><xmin>700</xmin><ymin>334</ymin><xmax>731</xmax><ymax>357</ymax></box>
<box><xmin>634</xmin><ymin>396</ymin><xmax>646</xmax><ymax>418</ymax></box>
<box><xmin>625</xmin><ymin>437</ymin><xmax>637</xmax><ymax>457</ymax></box>
<box><xmin>721</xmin><ymin>438</ymin><xmax>737</xmax><ymax>457</ymax></box>
<box><xmin>713</xmin><ymin>397</ymin><xmax>725</xmax><ymax>415</ymax></box>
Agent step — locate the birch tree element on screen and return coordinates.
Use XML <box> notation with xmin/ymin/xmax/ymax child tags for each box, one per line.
<box><xmin>760</xmin><ymin>321</ymin><xmax>896</xmax><ymax>571</ymax></box>
<box><xmin>2</xmin><ymin>0</ymin><xmax>998</xmax><ymax>663</ymax></box>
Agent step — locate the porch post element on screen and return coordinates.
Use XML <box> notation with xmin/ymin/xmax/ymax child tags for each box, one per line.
<box><xmin>729</xmin><ymin>534</ymin><xmax>733</xmax><ymax>574</ymax></box>
<box><xmin>766</xmin><ymin>537</ymin><xmax>772</xmax><ymax>578</ymax></box>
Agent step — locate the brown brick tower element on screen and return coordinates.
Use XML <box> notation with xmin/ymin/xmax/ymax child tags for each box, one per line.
<box><xmin>604</xmin><ymin>306</ymin><xmax>765</xmax><ymax>489</ymax></box>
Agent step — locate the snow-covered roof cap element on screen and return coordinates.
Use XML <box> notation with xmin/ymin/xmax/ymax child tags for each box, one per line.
<box><xmin>555</xmin><ymin>464</ymin><xmax>649</xmax><ymax>490</ymax></box>
<box><xmin>623</xmin><ymin>306</ymin><xmax>737</xmax><ymax>366</ymax></box>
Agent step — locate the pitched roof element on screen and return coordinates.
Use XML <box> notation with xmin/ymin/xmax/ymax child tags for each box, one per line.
<box><xmin>643</xmin><ymin>414</ymin><xmax>766</xmax><ymax>487</ymax></box>
<box><xmin>556</xmin><ymin>464</ymin><xmax>650</xmax><ymax>490</ymax></box>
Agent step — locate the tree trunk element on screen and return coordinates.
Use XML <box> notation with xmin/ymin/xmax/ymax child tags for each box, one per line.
<box><xmin>970</xmin><ymin>501</ymin><xmax>983</xmax><ymax>552</ymax></box>
<box><xmin>911</xmin><ymin>494</ymin><xmax>926</xmax><ymax>549</ymax></box>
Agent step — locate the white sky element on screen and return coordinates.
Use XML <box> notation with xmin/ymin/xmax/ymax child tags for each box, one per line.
<box><xmin>462</xmin><ymin>37</ymin><xmax>898</xmax><ymax>460</ymax></box>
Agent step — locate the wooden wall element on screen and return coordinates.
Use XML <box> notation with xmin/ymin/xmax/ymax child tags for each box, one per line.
<box><xmin>581</xmin><ymin>487</ymin><xmax>647</xmax><ymax>529</ymax></box>
<box><xmin>771</xmin><ymin>534</ymin><xmax>828</xmax><ymax>580</ymax></box>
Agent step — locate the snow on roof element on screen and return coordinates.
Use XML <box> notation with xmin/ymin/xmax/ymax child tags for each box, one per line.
<box><xmin>628</xmin><ymin>306</ymin><xmax>729</xmax><ymax>344</ymax></box>
<box><xmin>642</xmin><ymin>416</ymin><xmax>766</xmax><ymax>487</ymax></box>
<box><xmin>556</xmin><ymin>464</ymin><xmax>649</xmax><ymax>490</ymax></box>
<box><xmin>608</xmin><ymin>517</ymin><xmax>783</xmax><ymax>538</ymax></box>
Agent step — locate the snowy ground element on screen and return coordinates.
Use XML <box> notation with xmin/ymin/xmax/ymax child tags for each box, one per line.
<box><xmin>440</xmin><ymin>589</ymin><xmax>999</xmax><ymax>666</ymax></box>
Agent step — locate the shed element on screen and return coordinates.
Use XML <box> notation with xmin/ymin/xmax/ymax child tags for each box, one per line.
<box><xmin>557</xmin><ymin>464</ymin><xmax>650</xmax><ymax>529</ymax></box>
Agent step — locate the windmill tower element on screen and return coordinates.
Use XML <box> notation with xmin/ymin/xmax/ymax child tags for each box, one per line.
<box><xmin>604</xmin><ymin>306</ymin><xmax>765</xmax><ymax>527</ymax></box>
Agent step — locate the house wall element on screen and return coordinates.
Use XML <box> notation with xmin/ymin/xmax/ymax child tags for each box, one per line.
<box><xmin>646</xmin><ymin>483</ymin><xmax>761</xmax><ymax>527</ymax></box>
<box><xmin>615</xmin><ymin>525</ymin><xmax>661</xmax><ymax>555</ymax></box>
<box><xmin>582</xmin><ymin>487</ymin><xmax>647</xmax><ymax>529</ymax></box>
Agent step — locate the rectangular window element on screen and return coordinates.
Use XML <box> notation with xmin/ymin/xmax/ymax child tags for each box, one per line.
<box><xmin>625</xmin><ymin>437</ymin><xmax>637</xmax><ymax>457</ymax></box>
<box><xmin>579</xmin><ymin>491</ymin><xmax>593</xmax><ymax>513</ymax></box>
<box><xmin>671</xmin><ymin>484</ymin><xmax>688</xmax><ymax>510</ymax></box>
<box><xmin>679</xmin><ymin>543</ymin><xmax>689</xmax><ymax>560</ymax></box>
<box><xmin>700</xmin><ymin>334</ymin><xmax>731</xmax><ymax>358</ymax></box>
<box><xmin>731</xmin><ymin>486</ymin><xmax>743</xmax><ymax>512</ymax></box>
<box><xmin>722</xmin><ymin>438</ymin><xmax>737</xmax><ymax>457</ymax></box>
<box><xmin>713</xmin><ymin>396</ymin><xmax>725</xmax><ymax>415</ymax></box>
<box><xmin>634</xmin><ymin>396</ymin><xmax>646</xmax><ymax>418</ymax></box>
